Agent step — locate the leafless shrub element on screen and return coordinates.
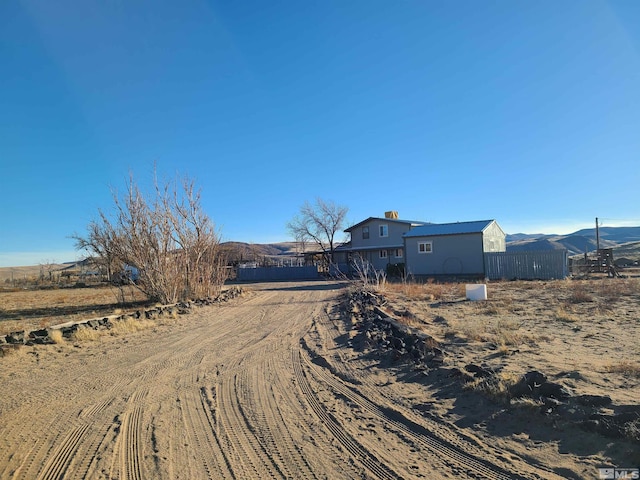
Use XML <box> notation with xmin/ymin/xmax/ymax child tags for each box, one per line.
<box><xmin>74</xmin><ymin>171</ymin><xmax>227</xmax><ymax>304</ymax></box>
<box><xmin>351</xmin><ymin>255</ymin><xmax>386</xmax><ymax>290</ymax></box>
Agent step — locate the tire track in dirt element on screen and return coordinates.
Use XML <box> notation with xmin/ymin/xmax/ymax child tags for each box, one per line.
<box><xmin>302</xmin><ymin>350</ymin><xmax>521</xmax><ymax>480</ymax></box>
<box><xmin>8</xmin><ymin>397</ymin><xmax>119</xmax><ymax>480</ymax></box>
<box><xmin>217</xmin><ymin>371</ymin><xmax>284</xmax><ymax>479</ymax></box>
<box><xmin>176</xmin><ymin>385</ymin><xmax>234</xmax><ymax>479</ymax></box>
<box><xmin>291</xmin><ymin>348</ymin><xmax>399</xmax><ymax>480</ymax></box>
<box><xmin>198</xmin><ymin>385</ymin><xmax>237</xmax><ymax>479</ymax></box>
<box><xmin>79</xmin><ymin>397</ymin><xmax>115</xmax><ymax>419</ymax></box>
<box><xmin>234</xmin><ymin>347</ymin><xmax>319</xmax><ymax>480</ymax></box>
<box><xmin>121</xmin><ymin>405</ymin><xmax>143</xmax><ymax>480</ymax></box>
<box><xmin>108</xmin><ymin>389</ymin><xmax>148</xmax><ymax>480</ymax></box>
<box><xmin>5</xmin><ymin>281</ymin><xmax>565</xmax><ymax>479</ymax></box>
<box><xmin>35</xmin><ymin>423</ymin><xmax>90</xmax><ymax>480</ymax></box>
<box><xmin>303</xmin><ymin>306</ymin><xmax>560</xmax><ymax>480</ymax></box>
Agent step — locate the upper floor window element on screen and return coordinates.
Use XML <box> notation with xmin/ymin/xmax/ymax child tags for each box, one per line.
<box><xmin>418</xmin><ymin>241</ymin><xmax>433</xmax><ymax>254</ymax></box>
<box><xmin>379</xmin><ymin>224</ymin><xmax>388</xmax><ymax>237</ymax></box>
<box><xmin>362</xmin><ymin>226</ymin><xmax>369</xmax><ymax>239</ymax></box>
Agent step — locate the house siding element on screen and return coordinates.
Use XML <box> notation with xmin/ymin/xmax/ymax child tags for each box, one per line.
<box><xmin>405</xmin><ymin>233</ymin><xmax>486</xmax><ymax>276</ymax></box>
<box><xmin>346</xmin><ymin>219</ymin><xmax>415</xmax><ymax>272</ymax></box>
<box><xmin>352</xmin><ymin>248</ymin><xmax>395</xmax><ymax>272</ymax></box>
<box><xmin>349</xmin><ymin>219</ymin><xmax>413</xmax><ymax>250</ymax></box>
<box><xmin>482</xmin><ymin>221</ymin><xmax>506</xmax><ymax>252</ymax></box>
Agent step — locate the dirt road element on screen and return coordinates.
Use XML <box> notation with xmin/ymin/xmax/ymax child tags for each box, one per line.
<box><xmin>0</xmin><ymin>281</ymin><xmax>561</xmax><ymax>479</ymax></box>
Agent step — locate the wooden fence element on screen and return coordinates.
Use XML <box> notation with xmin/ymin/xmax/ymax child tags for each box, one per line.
<box><xmin>484</xmin><ymin>250</ymin><xmax>568</xmax><ymax>280</ymax></box>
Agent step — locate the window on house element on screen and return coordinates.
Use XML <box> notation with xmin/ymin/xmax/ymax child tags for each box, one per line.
<box><xmin>379</xmin><ymin>224</ymin><xmax>388</xmax><ymax>237</ymax></box>
<box><xmin>395</xmin><ymin>248</ymin><xmax>403</xmax><ymax>258</ymax></box>
<box><xmin>379</xmin><ymin>250</ymin><xmax>388</xmax><ymax>259</ymax></box>
<box><xmin>418</xmin><ymin>241</ymin><xmax>433</xmax><ymax>254</ymax></box>
<box><xmin>362</xmin><ymin>226</ymin><xmax>369</xmax><ymax>239</ymax></box>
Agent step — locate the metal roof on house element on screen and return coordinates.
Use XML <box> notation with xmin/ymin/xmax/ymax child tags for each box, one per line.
<box><xmin>344</xmin><ymin>217</ymin><xmax>427</xmax><ymax>232</ymax></box>
<box><xmin>334</xmin><ymin>243</ymin><xmax>404</xmax><ymax>252</ymax></box>
<box><xmin>403</xmin><ymin>220</ymin><xmax>497</xmax><ymax>238</ymax></box>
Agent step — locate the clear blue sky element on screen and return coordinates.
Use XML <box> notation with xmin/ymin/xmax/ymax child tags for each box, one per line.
<box><xmin>1</xmin><ymin>1</ymin><xmax>639</xmax><ymax>267</ymax></box>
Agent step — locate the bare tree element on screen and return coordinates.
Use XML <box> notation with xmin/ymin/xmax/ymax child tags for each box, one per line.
<box><xmin>39</xmin><ymin>259</ymin><xmax>57</xmax><ymax>284</ymax></box>
<box><xmin>287</xmin><ymin>198</ymin><xmax>348</xmax><ymax>267</ymax></box>
<box><xmin>73</xmin><ymin>172</ymin><xmax>227</xmax><ymax>304</ymax></box>
<box><xmin>72</xmin><ymin>216</ymin><xmax>121</xmax><ymax>281</ymax></box>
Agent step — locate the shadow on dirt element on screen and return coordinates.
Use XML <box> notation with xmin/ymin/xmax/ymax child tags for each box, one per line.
<box><xmin>0</xmin><ymin>300</ymin><xmax>153</xmax><ymax>322</ymax></box>
<box><xmin>249</xmin><ymin>281</ymin><xmax>349</xmax><ymax>292</ymax></box>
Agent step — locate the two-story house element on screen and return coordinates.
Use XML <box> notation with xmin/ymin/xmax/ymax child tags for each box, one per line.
<box><xmin>334</xmin><ymin>211</ymin><xmax>426</xmax><ymax>272</ymax></box>
<box><xmin>335</xmin><ymin>213</ymin><xmax>507</xmax><ymax>278</ymax></box>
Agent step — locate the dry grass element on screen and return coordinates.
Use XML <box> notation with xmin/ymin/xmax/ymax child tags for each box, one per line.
<box><xmin>448</xmin><ymin>317</ymin><xmax>488</xmax><ymax>342</ymax></box>
<box><xmin>385</xmin><ymin>280</ymin><xmax>465</xmax><ymax>303</ymax></box>
<box><xmin>0</xmin><ymin>320</ymin><xmax>28</xmax><ymax>337</ymax></box>
<box><xmin>72</xmin><ymin>326</ymin><xmax>102</xmax><ymax>342</ymax></box>
<box><xmin>510</xmin><ymin>397</ymin><xmax>545</xmax><ymax>411</ymax></box>
<box><xmin>387</xmin><ymin>278</ymin><xmax>640</xmax><ymax>349</ymax></box>
<box><xmin>465</xmin><ymin>371</ymin><xmax>521</xmax><ymax>402</ymax></box>
<box><xmin>495</xmin><ymin>342</ymin><xmax>511</xmax><ymax>356</ymax></box>
<box><xmin>447</xmin><ymin>314</ymin><xmax>531</xmax><ymax>347</ymax></box>
<box><xmin>605</xmin><ymin>361</ymin><xmax>640</xmax><ymax>379</ymax></box>
<box><xmin>379</xmin><ymin>276</ymin><xmax>640</xmax><ymax>415</ymax></box>
<box><xmin>109</xmin><ymin>317</ymin><xmax>155</xmax><ymax>336</ymax></box>
<box><xmin>48</xmin><ymin>329</ymin><xmax>64</xmax><ymax>344</ymax></box>
<box><xmin>554</xmin><ymin>306</ymin><xmax>579</xmax><ymax>322</ymax></box>
<box><xmin>70</xmin><ymin>317</ymin><xmax>157</xmax><ymax>343</ymax></box>
<box><xmin>0</xmin><ymin>284</ymin><xmax>150</xmax><ymax>335</ymax></box>
<box><xmin>624</xmin><ymin>417</ymin><xmax>640</xmax><ymax>442</ymax></box>
<box><xmin>567</xmin><ymin>286</ymin><xmax>594</xmax><ymax>304</ymax></box>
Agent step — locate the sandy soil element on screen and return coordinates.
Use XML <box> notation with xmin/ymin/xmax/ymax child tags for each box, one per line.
<box><xmin>0</xmin><ymin>280</ymin><xmax>637</xmax><ymax>479</ymax></box>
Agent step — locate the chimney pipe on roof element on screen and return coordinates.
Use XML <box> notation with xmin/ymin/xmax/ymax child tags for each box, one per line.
<box><xmin>385</xmin><ymin>211</ymin><xmax>398</xmax><ymax>219</ymax></box>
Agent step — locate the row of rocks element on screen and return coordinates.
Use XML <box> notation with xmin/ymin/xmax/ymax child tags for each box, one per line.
<box><xmin>0</xmin><ymin>286</ymin><xmax>244</xmax><ymax>349</ymax></box>
<box><xmin>345</xmin><ymin>286</ymin><xmax>639</xmax><ymax>443</ymax></box>
<box><xmin>347</xmin><ymin>288</ymin><xmax>444</xmax><ymax>370</ymax></box>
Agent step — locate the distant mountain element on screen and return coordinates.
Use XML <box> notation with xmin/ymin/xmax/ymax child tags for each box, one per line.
<box><xmin>220</xmin><ymin>241</ymin><xmax>303</xmax><ymax>264</ymax></box>
<box><xmin>506</xmin><ymin>226</ymin><xmax>640</xmax><ymax>257</ymax></box>
<box><xmin>570</xmin><ymin>227</ymin><xmax>640</xmax><ymax>244</ymax></box>
<box><xmin>505</xmin><ymin>233</ymin><xmax>550</xmax><ymax>242</ymax></box>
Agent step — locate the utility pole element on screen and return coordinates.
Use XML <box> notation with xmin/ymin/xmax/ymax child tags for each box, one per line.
<box><xmin>595</xmin><ymin>217</ymin><xmax>600</xmax><ymax>251</ymax></box>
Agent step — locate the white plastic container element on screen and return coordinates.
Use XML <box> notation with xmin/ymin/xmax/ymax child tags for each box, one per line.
<box><xmin>466</xmin><ymin>284</ymin><xmax>487</xmax><ymax>301</ymax></box>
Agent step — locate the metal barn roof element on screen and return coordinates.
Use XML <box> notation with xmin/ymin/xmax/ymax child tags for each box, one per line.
<box><xmin>403</xmin><ymin>220</ymin><xmax>497</xmax><ymax>238</ymax></box>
